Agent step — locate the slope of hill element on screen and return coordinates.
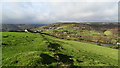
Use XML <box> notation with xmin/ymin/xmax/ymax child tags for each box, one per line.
<box><xmin>2</xmin><ymin>32</ymin><xmax>118</xmax><ymax>67</ymax></box>
<box><xmin>32</xmin><ymin>23</ymin><xmax>119</xmax><ymax>45</ymax></box>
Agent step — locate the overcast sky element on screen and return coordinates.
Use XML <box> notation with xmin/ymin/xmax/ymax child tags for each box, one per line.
<box><xmin>1</xmin><ymin>0</ymin><xmax>119</xmax><ymax>24</ymax></box>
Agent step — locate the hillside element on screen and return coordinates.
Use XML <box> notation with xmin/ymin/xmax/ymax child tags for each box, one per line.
<box><xmin>32</xmin><ymin>23</ymin><xmax>119</xmax><ymax>46</ymax></box>
<box><xmin>2</xmin><ymin>32</ymin><xmax>118</xmax><ymax>67</ymax></box>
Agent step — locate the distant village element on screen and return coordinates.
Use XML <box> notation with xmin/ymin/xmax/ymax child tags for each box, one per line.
<box><xmin>24</xmin><ymin>26</ymin><xmax>64</xmax><ymax>33</ymax></box>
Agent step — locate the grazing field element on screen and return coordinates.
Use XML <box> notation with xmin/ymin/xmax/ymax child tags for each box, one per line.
<box><xmin>2</xmin><ymin>32</ymin><xmax>118</xmax><ymax>67</ymax></box>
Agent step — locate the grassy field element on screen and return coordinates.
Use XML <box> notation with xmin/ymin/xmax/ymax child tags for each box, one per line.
<box><xmin>2</xmin><ymin>32</ymin><xmax>118</xmax><ymax>67</ymax></box>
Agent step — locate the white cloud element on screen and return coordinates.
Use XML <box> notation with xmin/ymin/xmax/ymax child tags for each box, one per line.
<box><xmin>1</xmin><ymin>0</ymin><xmax>119</xmax><ymax>2</ymax></box>
<box><xmin>0</xmin><ymin>3</ymin><xmax>2</xmax><ymax>25</ymax></box>
<box><xmin>2</xmin><ymin>2</ymin><xmax>118</xmax><ymax>24</ymax></box>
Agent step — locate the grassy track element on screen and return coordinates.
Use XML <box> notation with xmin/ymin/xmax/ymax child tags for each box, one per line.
<box><xmin>2</xmin><ymin>32</ymin><xmax>118</xmax><ymax>66</ymax></box>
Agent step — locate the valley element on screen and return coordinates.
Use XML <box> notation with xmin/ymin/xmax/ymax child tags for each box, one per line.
<box><xmin>2</xmin><ymin>23</ymin><xmax>119</xmax><ymax>67</ymax></box>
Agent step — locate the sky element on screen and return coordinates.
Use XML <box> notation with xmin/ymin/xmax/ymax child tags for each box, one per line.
<box><xmin>1</xmin><ymin>0</ymin><xmax>119</xmax><ymax>24</ymax></box>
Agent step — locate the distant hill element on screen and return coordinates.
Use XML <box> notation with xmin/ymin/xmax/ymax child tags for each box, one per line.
<box><xmin>32</xmin><ymin>23</ymin><xmax>119</xmax><ymax>45</ymax></box>
<box><xmin>1</xmin><ymin>24</ymin><xmax>46</xmax><ymax>31</ymax></box>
